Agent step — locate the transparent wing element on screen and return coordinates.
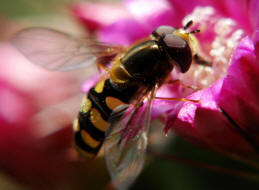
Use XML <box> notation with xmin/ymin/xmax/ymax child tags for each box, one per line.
<box><xmin>104</xmin><ymin>84</ymin><xmax>158</xmax><ymax>190</ymax></box>
<box><xmin>11</xmin><ymin>28</ymin><xmax>123</xmax><ymax>71</ymax></box>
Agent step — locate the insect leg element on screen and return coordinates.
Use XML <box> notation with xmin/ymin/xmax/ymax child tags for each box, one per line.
<box><xmin>193</xmin><ymin>53</ymin><xmax>212</xmax><ymax>67</ymax></box>
<box><xmin>97</xmin><ymin>62</ymin><xmax>109</xmax><ymax>73</ymax></box>
<box><xmin>97</xmin><ymin>60</ymin><xmax>111</xmax><ymax>81</ymax></box>
<box><xmin>167</xmin><ymin>79</ymin><xmax>201</xmax><ymax>91</ymax></box>
<box><xmin>155</xmin><ymin>97</ymin><xmax>200</xmax><ymax>103</ymax></box>
<box><xmin>156</xmin><ymin>80</ymin><xmax>200</xmax><ymax>103</ymax></box>
<box><xmin>184</xmin><ymin>20</ymin><xmax>193</xmax><ymax>30</ymax></box>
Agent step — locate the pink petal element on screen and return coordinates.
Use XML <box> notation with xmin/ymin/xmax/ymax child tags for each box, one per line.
<box><xmin>249</xmin><ymin>0</ymin><xmax>259</xmax><ymax>31</ymax></box>
<box><xmin>152</xmin><ymin>81</ymin><xmax>196</xmax><ymax>120</ymax></box>
<box><xmin>168</xmin><ymin>0</ymin><xmax>204</xmax><ymax>16</ymax></box>
<box><xmin>98</xmin><ymin>18</ymin><xmax>149</xmax><ymax>45</ymax></box>
<box><xmin>169</xmin><ymin>0</ymin><xmax>252</xmax><ymax>33</ymax></box>
<box><xmin>249</xmin><ymin>0</ymin><xmax>259</xmax><ymax>57</ymax></box>
<box><xmin>0</xmin><ymin>119</ymin><xmax>74</xmax><ymax>189</ymax></box>
<box><xmin>218</xmin><ymin>37</ymin><xmax>259</xmax><ymax>146</ymax></box>
<box><xmin>193</xmin><ymin>107</ymin><xmax>255</xmax><ymax>155</ymax></box>
<box><xmin>0</xmin><ymin>44</ymin><xmax>82</xmax><ymax>189</ymax></box>
<box><xmin>166</xmin><ymin>79</ymin><xmax>256</xmax><ymax>155</ymax></box>
<box><xmin>125</xmin><ymin>0</ymin><xmax>179</xmax><ymax>30</ymax></box>
<box><xmin>81</xmin><ymin>74</ymin><xmax>100</xmax><ymax>93</ymax></box>
<box><xmin>72</xmin><ymin>2</ymin><xmax>131</xmax><ymax>32</ymax></box>
<box><xmin>98</xmin><ymin>0</ymin><xmax>185</xmax><ymax>45</ymax></box>
<box><xmin>0</xmin><ymin>43</ymin><xmax>82</xmax><ymax>109</ymax></box>
<box><xmin>212</xmin><ymin>0</ymin><xmax>252</xmax><ymax>34</ymax></box>
<box><xmin>166</xmin><ymin>37</ymin><xmax>259</xmax><ymax>155</ymax></box>
<box><xmin>0</xmin><ymin>80</ymin><xmax>35</xmax><ymax>124</ymax></box>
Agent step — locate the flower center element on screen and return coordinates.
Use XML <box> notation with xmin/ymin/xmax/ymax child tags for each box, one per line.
<box><xmin>177</xmin><ymin>6</ymin><xmax>245</xmax><ymax>88</ymax></box>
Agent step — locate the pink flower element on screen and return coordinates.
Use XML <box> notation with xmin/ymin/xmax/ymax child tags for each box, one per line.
<box><xmin>74</xmin><ymin>0</ymin><xmax>259</xmax><ymax>157</ymax></box>
<box><xmin>0</xmin><ymin>43</ymin><xmax>98</xmax><ymax>189</ymax></box>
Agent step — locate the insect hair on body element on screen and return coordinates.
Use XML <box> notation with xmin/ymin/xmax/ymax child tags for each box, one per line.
<box><xmin>11</xmin><ymin>20</ymin><xmax>204</xmax><ymax>190</ymax></box>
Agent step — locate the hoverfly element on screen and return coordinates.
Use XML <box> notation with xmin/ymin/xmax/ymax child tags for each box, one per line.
<box><xmin>11</xmin><ymin>20</ymin><xmax>202</xmax><ymax>190</ymax></box>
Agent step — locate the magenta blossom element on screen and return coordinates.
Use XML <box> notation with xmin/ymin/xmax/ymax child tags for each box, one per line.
<box><xmin>0</xmin><ymin>42</ymin><xmax>100</xmax><ymax>189</ymax></box>
<box><xmin>73</xmin><ymin>0</ymin><xmax>259</xmax><ymax>157</ymax></box>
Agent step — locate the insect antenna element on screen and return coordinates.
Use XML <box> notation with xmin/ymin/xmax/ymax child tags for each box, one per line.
<box><xmin>189</xmin><ymin>29</ymin><xmax>200</xmax><ymax>34</ymax></box>
<box><xmin>184</xmin><ymin>20</ymin><xmax>200</xmax><ymax>34</ymax></box>
<box><xmin>184</xmin><ymin>20</ymin><xmax>193</xmax><ymax>30</ymax></box>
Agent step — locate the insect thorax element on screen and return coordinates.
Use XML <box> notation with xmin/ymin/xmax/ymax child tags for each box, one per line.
<box><xmin>110</xmin><ymin>40</ymin><xmax>173</xmax><ymax>86</ymax></box>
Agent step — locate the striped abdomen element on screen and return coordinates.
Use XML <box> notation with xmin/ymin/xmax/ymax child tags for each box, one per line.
<box><xmin>73</xmin><ymin>79</ymin><xmax>138</xmax><ymax>157</ymax></box>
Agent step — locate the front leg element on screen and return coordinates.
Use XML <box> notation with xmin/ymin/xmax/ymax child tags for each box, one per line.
<box><xmin>167</xmin><ymin>79</ymin><xmax>201</xmax><ymax>91</ymax></box>
<box><xmin>193</xmin><ymin>53</ymin><xmax>212</xmax><ymax>67</ymax></box>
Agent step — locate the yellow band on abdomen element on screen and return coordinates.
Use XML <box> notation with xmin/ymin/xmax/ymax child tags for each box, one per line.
<box><xmin>80</xmin><ymin>97</ymin><xmax>92</xmax><ymax>113</ymax></box>
<box><xmin>73</xmin><ymin>119</ymin><xmax>80</xmax><ymax>132</ymax></box>
<box><xmin>105</xmin><ymin>96</ymin><xmax>126</xmax><ymax>111</ymax></box>
<box><xmin>81</xmin><ymin>130</ymin><xmax>100</xmax><ymax>148</ymax></box>
<box><xmin>90</xmin><ymin>108</ymin><xmax>108</xmax><ymax>132</ymax></box>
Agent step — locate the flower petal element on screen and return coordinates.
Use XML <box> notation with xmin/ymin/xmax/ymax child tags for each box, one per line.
<box><xmin>249</xmin><ymin>0</ymin><xmax>259</xmax><ymax>57</ymax></box>
<box><xmin>125</xmin><ymin>0</ymin><xmax>179</xmax><ymax>30</ymax></box>
<box><xmin>166</xmin><ymin>37</ymin><xmax>259</xmax><ymax>155</ymax></box>
<box><xmin>169</xmin><ymin>0</ymin><xmax>252</xmax><ymax>33</ymax></box>
<box><xmin>218</xmin><ymin>37</ymin><xmax>259</xmax><ymax>147</ymax></box>
<box><xmin>166</xmin><ymin>79</ymin><xmax>256</xmax><ymax>155</ymax></box>
<box><xmin>72</xmin><ymin>2</ymin><xmax>130</xmax><ymax>32</ymax></box>
<box><xmin>81</xmin><ymin>74</ymin><xmax>100</xmax><ymax>93</ymax></box>
<box><xmin>98</xmin><ymin>18</ymin><xmax>149</xmax><ymax>45</ymax></box>
<box><xmin>0</xmin><ymin>80</ymin><xmax>35</xmax><ymax>124</ymax></box>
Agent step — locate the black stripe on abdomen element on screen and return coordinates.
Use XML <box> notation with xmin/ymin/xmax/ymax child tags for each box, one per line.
<box><xmin>73</xmin><ymin>79</ymin><xmax>139</xmax><ymax>157</ymax></box>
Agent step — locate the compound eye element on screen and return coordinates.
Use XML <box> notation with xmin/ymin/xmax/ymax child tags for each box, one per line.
<box><xmin>163</xmin><ymin>34</ymin><xmax>192</xmax><ymax>73</ymax></box>
<box><xmin>152</xmin><ymin>26</ymin><xmax>175</xmax><ymax>38</ymax></box>
<box><xmin>163</xmin><ymin>34</ymin><xmax>187</xmax><ymax>49</ymax></box>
